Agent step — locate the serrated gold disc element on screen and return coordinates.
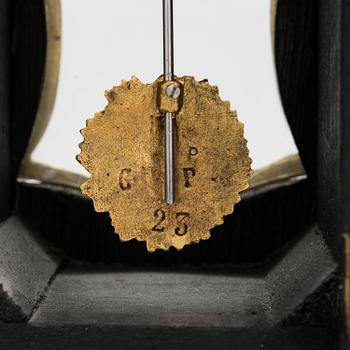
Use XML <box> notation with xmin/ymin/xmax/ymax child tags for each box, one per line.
<box><xmin>77</xmin><ymin>76</ymin><xmax>252</xmax><ymax>251</ymax></box>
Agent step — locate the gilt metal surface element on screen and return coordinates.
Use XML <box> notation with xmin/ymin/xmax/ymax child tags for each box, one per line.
<box><xmin>78</xmin><ymin>76</ymin><xmax>252</xmax><ymax>251</ymax></box>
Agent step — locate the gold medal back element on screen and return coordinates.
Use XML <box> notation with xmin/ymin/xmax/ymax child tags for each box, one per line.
<box><xmin>78</xmin><ymin>76</ymin><xmax>252</xmax><ymax>251</ymax></box>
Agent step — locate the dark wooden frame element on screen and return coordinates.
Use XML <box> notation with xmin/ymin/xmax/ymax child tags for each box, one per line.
<box><xmin>0</xmin><ymin>0</ymin><xmax>347</xmax><ymax>349</ymax></box>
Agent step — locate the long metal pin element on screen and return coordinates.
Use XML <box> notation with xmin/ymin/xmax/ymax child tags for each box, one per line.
<box><xmin>163</xmin><ymin>0</ymin><xmax>175</xmax><ymax>204</ymax></box>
